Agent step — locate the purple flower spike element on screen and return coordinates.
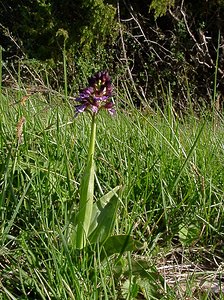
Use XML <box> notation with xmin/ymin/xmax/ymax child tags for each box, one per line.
<box><xmin>74</xmin><ymin>71</ymin><xmax>115</xmax><ymax>117</ymax></box>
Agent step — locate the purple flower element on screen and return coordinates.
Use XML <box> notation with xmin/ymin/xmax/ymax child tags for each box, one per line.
<box><xmin>74</xmin><ymin>71</ymin><xmax>115</xmax><ymax>116</ymax></box>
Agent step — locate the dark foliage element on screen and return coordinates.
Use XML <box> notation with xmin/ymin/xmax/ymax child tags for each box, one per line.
<box><xmin>0</xmin><ymin>0</ymin><xmax>117</xmax><ymax>60</ymax></box>
<box><xmin>116</xmin><ymin>0</ymin><xmax>224</xmax><ymax>111</ymax></box>
<box><xmin>1</xmin><ymin>0</ymin><xmax>224</xmax><ymax>110</ymax></box>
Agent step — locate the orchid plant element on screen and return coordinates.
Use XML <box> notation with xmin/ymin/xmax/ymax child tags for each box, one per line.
<box><xmin>71</xmin><ymin>71</ymin><xmax>141</xmax><ymax>255</ymax></box>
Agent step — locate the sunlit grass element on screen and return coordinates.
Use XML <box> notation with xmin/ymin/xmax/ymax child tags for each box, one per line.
<box><xmin>0</xmin><ymin>82</ymin><xmax>224</xmax><ymax>299</ymax></box>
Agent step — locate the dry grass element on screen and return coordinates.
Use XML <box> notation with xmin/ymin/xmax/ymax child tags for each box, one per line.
<box><xmin>156</xmin><ymin>247</ymin><xmax>224</xmax><ymax>299</ymax></box>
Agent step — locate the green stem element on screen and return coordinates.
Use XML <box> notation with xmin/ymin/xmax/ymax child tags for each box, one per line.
<box><xmin>87</xmin><ymin>113</ymin><xmax>96</xmax><ymax>163</ymax></box>
<box><xmin>76</xmin><ymin>113</ymin><xmax>97</xmax><ymax>249</ymax></box>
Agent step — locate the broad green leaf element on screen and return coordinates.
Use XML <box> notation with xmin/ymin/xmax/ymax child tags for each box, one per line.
<box><xmin>121</xmin><ymin>276</ymin><xmax>139</xmax><ymax>299</ymax></box>
<box><xmin>89</xmin><ymin>185</ymin><xmax>121</xmax><ymax>235</ymax></box>
<box><xmin>100</xmin><ymin>235</ymin><xmax>143</xmax><ymax>260</ymax></box>
<box><xmin>115</xmin><ymin>259</ymin><xmax>167</xmax><ymax>298</ymax></box>
<box><xmin>178</xmin><ymin>223</ymin><xmax>200</xmax><ymax>247</ymax></box>
<box><xmin>75</xmin><ymin>117</ymin><xmax>96</xmax><ymax>249</ymax></box>
<box><xmin>75</xmin><ymin>156</ymin><xmax>95</xmax><ymax>249</ymax></box>
<box><xmin>88</xmin><ymin>186</ymin><xmax>121</xmax><ymax>243</ymax></box>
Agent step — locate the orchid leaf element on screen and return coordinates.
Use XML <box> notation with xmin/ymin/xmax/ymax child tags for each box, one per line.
<box><xmin>100</xmin><ymin>235</ymin><xmax>144</xmax><ymax>260</ymax></box>
<box><xmin>75</xmin><ymin>156</ymin><xmax>95</xmax><ymax>249</ymax></box>
<box><xmin>88</xmin><ymin>186</ymin><xmax>121</xmax><ymax>244</ymax></box>
<box><xmin>75</xmin><ymin>117</ymin><xmax>96</xmax><ymax>249</ymax></box>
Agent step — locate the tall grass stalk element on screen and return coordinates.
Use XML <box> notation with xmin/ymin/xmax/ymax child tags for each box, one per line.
<box><xmin>63</xmin><ymin>41</ymin><xmax>68</xmax><ymax>102</ymax></box>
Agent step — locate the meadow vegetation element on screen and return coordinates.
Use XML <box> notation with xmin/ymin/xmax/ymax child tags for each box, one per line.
<box><xmin>0</xmin><ymin>62</ymin><xmax>224</xmax><ymax>299</ymax></box>
<box><xmin>0</xmin><ymin>0</ymin><xmax>224</xmax><ymax>299</ymax></box>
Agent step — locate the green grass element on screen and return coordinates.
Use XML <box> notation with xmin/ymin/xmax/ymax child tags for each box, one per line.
<box><xmin>0</xmin><ymin>79</ymin><xmax>224</xmax><ymax>299</ymax></box>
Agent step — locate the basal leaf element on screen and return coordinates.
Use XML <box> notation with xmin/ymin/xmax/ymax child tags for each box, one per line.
<box><xmin>100</xmin><ymin>235</ymin><xmax>143</xmax><ymax>259</ymax></box>
<box><xmin>88</xmin><ymin>186</ymin><xmax>121</xmax><ymax>243</ymax></box>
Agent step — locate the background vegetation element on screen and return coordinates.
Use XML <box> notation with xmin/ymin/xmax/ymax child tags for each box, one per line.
<box><xmin>1</xmin><ymin>0</ymin><xmax>224</xmax><ymax>109</ymax></box>
<box><xmin>0</xmin><ymin>0</ymin><xmax>224</xmax><ymax>299</ymax></box>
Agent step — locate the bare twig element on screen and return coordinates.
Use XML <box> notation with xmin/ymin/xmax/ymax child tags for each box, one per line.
<box><xmin>180</xmin><ymin>0</ymin><xmax>223</xmax><ymax>75</ymax></box>
<box><xmin>0</xmin><ymin>23</ymin><xmax>25</xmax><ymax>57</ymax></box>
